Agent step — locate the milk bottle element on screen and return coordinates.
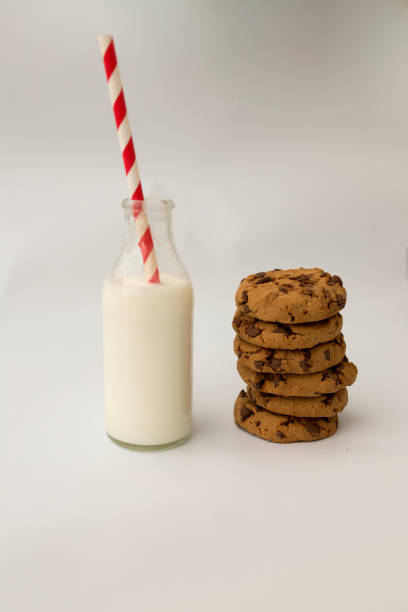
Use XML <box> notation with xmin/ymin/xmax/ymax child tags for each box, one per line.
<box><xmin>102</xmin><ymin>199</ymin><xmax>193</xmax><ymax>449</ymax></box>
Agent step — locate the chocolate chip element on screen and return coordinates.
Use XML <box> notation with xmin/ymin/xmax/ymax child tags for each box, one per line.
<box><xmin>328</xmin><ymin>275</ymin><xmax>343</xmax><ymax>286</ymax></box>
<box><xmin>274</xmin><ymin>323</ymin><xmax>294</xmax><ymax>337</ymax></box>
<box><xmin>265</xmin><ymin>349</ymin><xmax>275</xmax><ymax>361</ymax></box>
<box><xmin>276</xmin><ymin>430</ymin><xmax>285</xmax><ymax>439</ymax></box>
<box><xmin>303</xmin><ymin>310</ymin><xmax>308</xmax><ymax>315</ymax></box>
<box><xmin>324</xmin><ymin>350</ymin><xmax>330</xmax><ymax>361</ymax></box>
<box><xmin>302</xmin><ymin>288</ymin><xmax>314</xmax><ymax>296</ymax></box>
<box><xmin>272</xmin><ymin>268</ymin><xmax>282</xmax><ymax>272</ymax></box>
<box><xmin>336</xmin><ymin>294</ymin><xmax>346</xmax><ymax>309</ymax></box>
<box><xmin>270</xmin><ymin>358</ymin><xmax>282</xmax><ymax>371</ymax></box>
<box><xmin>320</xmin><ymin>272</ymin><xmax>329</xmax><ymax>278</ymax></box>
<box><xmin>289</xmin><ymin>313</ymin><xmax>295</xmax><ymax>322</ymax></box>
<box><xmin>271</xmin><ymin>373</ymin><xmax>284</xmax><ymax>387</ymax></box>
<box><xmin>321</xmin><ymin>369</ymin><xmax>335</xmax><ymax>382</ymax></box>
<box><xmin>302</xmin><ymin>420</ymin><xmax>321</xmax><ymax>437</ymax></box>
<box><xmin>240</xmin><ymin>405</ymin><xmax>253</xmax><ymax>421</ymax></box>
<box><xmin>233</xmin><ymin>316</ymin><xmax>242</xmax><ymax>328</ymax></box>
<box><xmin>299</xmin><ymin>349</ymin><xmax>311</xmax><ymax>372</ymax></box>
<box><xmin>239</xmin><ymin>390</ymin><xmax>246</xmax><ymax>398</ymax></box>
<box><xmin>242</xmin><ymin>304</ymin><xmax>250</xmax><ymax>313</ymax></box>
<box><xmin>322</xmin><ymin>288</ymin><xmax>331</xmax><ymax>299</ymax></box>
<box><xmin>254</xmin><ymin>361</ymin><xmax>264</xmax><ymax>370</ymax></box>
<box><xmin>241</xmin><ymin>290</ymin><xmax>248</xmax><ymax>303</ymax></box>
<box><xmin>295</xmin><ymin>274</ymin><xmax>312</xmax><ymax>282</ymax></box>
<box><xmin>296</xmin><ymin>274</ymin><xmax>314</xmax><ymax>288</ymax></box>
<box><xmin>253</xmin><ymin>272</ymin><xmax>266</xmax><ymax>279</ymax></box>
<box><xmin>237</xmin><ymin>349</ymin><xmax>243</xmax><ymax>358</ymax></box>
<box><xmin>299</xmin><ymin>360</ymin><xmax>310</xmax><ymax>373</ymax></box>
<box><xmin>245</xmin><ymin>323</ymin><xmax>261</xmax><ymax>338</ymax></box>
<box><xmin>247</xmin><ymin>389</ymin><xmax>255</xmax><ymax>403</ymax></box>
<box><xmin>255</xmin><ymin>421</ymin><xmax>261</xmax><ymax>427</ymax></box>
<box><xmin>279</xmin><ymin>287</ymin><xmax>288</xmax><ymax>293</ymax></box>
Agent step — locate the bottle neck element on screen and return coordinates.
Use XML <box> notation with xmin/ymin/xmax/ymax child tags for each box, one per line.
<box><xmin>123</xmin><ymin>205</ymin><xmax>173</xmax><ymax>246</ymax></box>
<box><xmin>111</xmin><ymin>198</ymin><xmax>189</xmax><ymax>282</ymax></box>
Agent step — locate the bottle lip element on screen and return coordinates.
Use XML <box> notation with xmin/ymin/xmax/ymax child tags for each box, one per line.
<box><xmin>122</xmin><ymin>197</ymin><xmax>175</xmax><ymax>212</ymax></box>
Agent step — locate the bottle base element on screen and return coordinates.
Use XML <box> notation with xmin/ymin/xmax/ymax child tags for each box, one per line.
<box><xmin>107</xmin><ymin>432</ymin><xmax>191</xmax><ymax>452</ymax></box>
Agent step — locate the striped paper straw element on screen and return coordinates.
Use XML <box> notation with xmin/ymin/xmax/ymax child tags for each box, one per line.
<box><xmin>98</xmin><ymin>34</ymin><xmax>160</xmax><ymax>283</ymax></box>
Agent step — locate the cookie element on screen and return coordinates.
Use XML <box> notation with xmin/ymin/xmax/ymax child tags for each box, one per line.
<box><xmin>232</xmin><ymin>310</ymin><xmax>343</xmax><ymax>349</ymax></box>
<box><xmin>247</xmin><ymin>385</ymin><xmax>348</xmax><ymax>417</ymax></box>
<box><xmin>234</xmin><ymin>334</ymin><xmax>346</xmax><ymax>374</ymax></box>
<box><xmin>236</xmin><ymin>268</ymin><xmax>346</xmax><ymax>323</ymax></box>
<box><xmin>234</xmin><ymin>391</ymin><xmax>338</xmax><ymax>443</ymax></box>
<box><xmin>237</xmin><ymin>358</ymin><xmax>357</xmax><ymax>397</ymax></box>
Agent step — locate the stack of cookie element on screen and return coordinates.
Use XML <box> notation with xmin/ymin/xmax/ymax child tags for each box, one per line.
<box><xmin>232</xmin><ymin>268</ymin><xmax>357</xmax><ymax>443</ymax></box>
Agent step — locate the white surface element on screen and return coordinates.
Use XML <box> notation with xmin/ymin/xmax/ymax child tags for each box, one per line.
<box><xmin>103</xmin><ymin>275</ymin><xmax>192</xmax><ymax>445</ymax></box>
<box><xmin>1</xmin><ymin>1</ymin><xmax>408</xmax><ymax>610</ymax></box>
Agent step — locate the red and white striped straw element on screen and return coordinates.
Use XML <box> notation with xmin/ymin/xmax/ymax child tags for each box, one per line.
<box><xmin>98</xmin><ymin>34</ymin><xmax>160</xmax><ymax>284</ymax></box>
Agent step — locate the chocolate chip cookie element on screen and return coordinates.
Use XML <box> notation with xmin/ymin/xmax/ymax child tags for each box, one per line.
<box><xmin>236</xmin><ymin>268</ymin><xmax>347</xmax><ymax>323</ymax></box>
<box><xmin>238</xmin><ymin>359</ymin><xmax>357</xmax><ymax>397</ymax></box>
<box><xmin>232</xmin><ymin>310</ymin><xmax>343</xmax><ymax>349</ymax></box>
<box><xmin>234</xmin><ymin>391</ymin><xmax>338</xmax><ymax>443</ymax></box>
<box><xmin>234</xmin><ymin>334</ymin><xmax>346</xmax><ymax>374</ymax></box>
<box><xmin>247</xmin><ymin>385</ymin><xmax>348</xmax><ymax>417</ymax></box>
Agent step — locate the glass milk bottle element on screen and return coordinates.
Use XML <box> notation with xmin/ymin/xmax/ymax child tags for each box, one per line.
<box><xmin>102</xmin><ymin>198</ymin><xmax>193</xmax><ymax>450</ymax></box>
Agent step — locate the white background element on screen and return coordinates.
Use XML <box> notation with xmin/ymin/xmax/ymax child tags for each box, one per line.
<box><xmin>2</xmin><ymin>1</ymin><xmax>408</xmax><ymax>610</ymax></box>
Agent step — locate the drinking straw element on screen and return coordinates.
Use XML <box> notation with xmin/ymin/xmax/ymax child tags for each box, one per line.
<box><xmin>99</xmin><ymin>35</ymin><xmax>160</xmax><ymax>283</ymax></box>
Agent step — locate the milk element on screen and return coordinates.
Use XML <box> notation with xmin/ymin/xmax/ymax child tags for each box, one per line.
<box><xmin>102</xmin><ymin>274</ymin><xmax>193</xmax><ymax>447</ymax></box>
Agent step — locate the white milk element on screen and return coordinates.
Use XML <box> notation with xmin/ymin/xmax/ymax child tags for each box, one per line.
<box><xmin>102</xmin><ymin>274</ymin><xmax>193</xmax><ymax>446</ymax></box>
